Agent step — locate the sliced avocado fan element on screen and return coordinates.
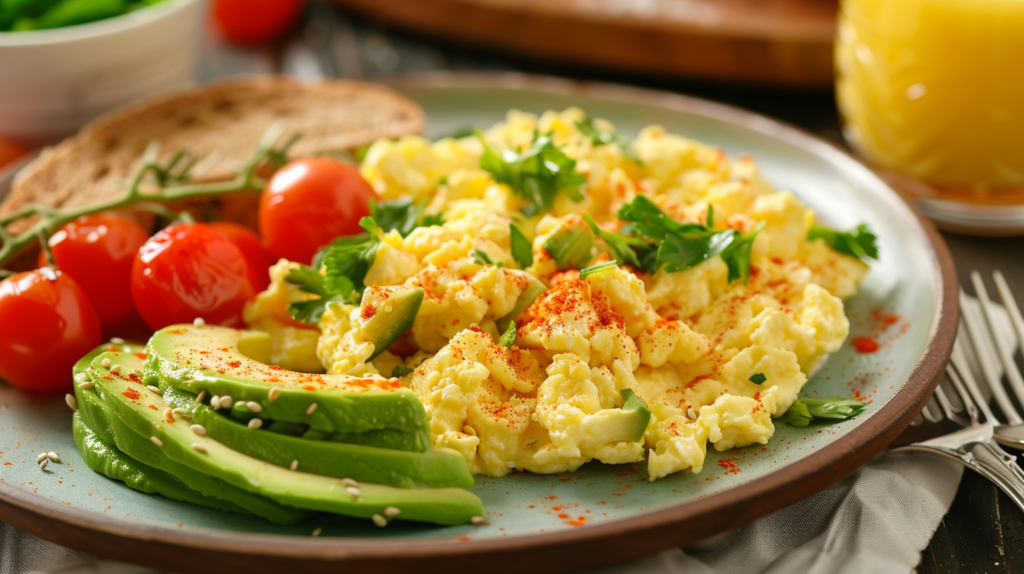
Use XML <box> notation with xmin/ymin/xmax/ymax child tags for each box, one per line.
<box><xmin>80</xmin><ymin>349</ymin><xmax>484</xmax><ymax>526</ymax></box>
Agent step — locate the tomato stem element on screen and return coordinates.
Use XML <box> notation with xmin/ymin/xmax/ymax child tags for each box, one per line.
<box><xmin>36</xmin><ymin>229</ymin><xmax>56</xmax><ymax>269</ymax></box>
<box><xmin>0</xmin><ymin>124</ymin><xmax>300</xmax><ymax>270</ymax></box>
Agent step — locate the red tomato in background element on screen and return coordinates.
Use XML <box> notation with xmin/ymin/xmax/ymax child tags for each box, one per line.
<box><xmin>210</xmin><ymin>222</ymin><xmax>272</xmax><ymax>292</ymax></box>
<box><xmin>213</xmin><ymin>0</ymin><xmax>304</xmax><ymax>46</ymax></box>
<box><xmin>131</xmin><ymin>223</ymin><xmax>255</xmax><ymax>330</ymax></box>
<box><xmin>0</xmin><ymin>137</ymin><xmax>28</xmax><ymax>171</ymax></box>
<box><xmin>0</xmin><ymin>270</ymin><xmax>102</xmax><ymax>392</ymax></box>
<box><xmin>41</xmin><ymin>215</ymin><xmax>150</xmax><ymax>338</ymax></box>
<box><xmin>259</xmin><ymin>158</ymin><xmax>374</xmax><ymax>264</ymax></box>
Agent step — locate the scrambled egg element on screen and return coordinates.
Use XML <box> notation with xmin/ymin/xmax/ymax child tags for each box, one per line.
<box><xmin>245</xmin><ymin>108</ymin><xmax>869</xmax><ymax>480</ymax></box>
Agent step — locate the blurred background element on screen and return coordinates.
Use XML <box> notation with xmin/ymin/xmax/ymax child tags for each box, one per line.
<box><xmin>1</xmin><ymin>1</ymin><xmax>1021</xmax><ymax>570</ymax></box>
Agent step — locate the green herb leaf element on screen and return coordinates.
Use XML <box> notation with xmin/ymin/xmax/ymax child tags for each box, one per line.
<box><xmin>778</xmin><ymin>397</ymin><xmax>867</xmax><ymax>427</ymax></box>
<box><xmin>510</xmin><ymin>223</ymin><xmax>534</xmax><ymax>268</ymax></box>
<box><xmin>575</xmin><ymin>116</ymin><xmax>642</xmax><ymax>165</ymax></box>
<box><xmin>477</xmin><ymin>130</ymin><xmax>587</xmax><ymax>216</ymax></box>
<box><xmin>579</xmin><ymin>261</ymin><xmax>619</xmax><ymax>280</ymax></box>
<box><xmin>471</xmin><ymin>248</ymin><xmax>502</xmax><ymax>267</ymax></box>
<box><xmin>391</xmin><ymin>365</ymin><xmax>415</xmax><ymax>378</ymax></box>
<box><xmin>284</xmin><ymin>265</ymin><xmax>327</xmax><ymax>297</ymax></box>
<box><xmin>807</xmin><ymin>223</ymin><xmax>879</xmax><ymax>261</ymax></box>
<box><xmin>542</xmin><ymin>225</ymin><xmax>594</xmax><ymax>271</ymax></box>
<box><xmin>499</xmin><ymin>320</ymin><xmax>517</xmax><ymax>348</ymax></box>
<box><xmin>286</xmin><ymin>297</ymin><xmax>338</xmax><ymax>325</ymax></box>
<box><xmin>749</xmin><ymin>373</ymin><xmax>767</xmax><ymax>385</ymax></box>
<box><xmin>720</xmin><ymin>221</ymin><xmax>765</xmax><ymax>283</ymax></box>
<box><xmin>354</xmin><ymin>146</ymin><xmax>369</xmax><ymax>163</ymax></box>
<box><xmin>582</xmin><ymin>214</ymin><xmax>644</xmax><ymax>268</ymax></box>
<box><xmin>370</xmin><ymin>197</ymin><xmax>443</xmax><ymax>237</ymax></box>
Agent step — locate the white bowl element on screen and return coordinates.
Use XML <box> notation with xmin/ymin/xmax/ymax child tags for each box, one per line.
<box><xmin>0</xmin><ymin>0</ymin><xmax>206</xmax><ymax>145</ymax></box>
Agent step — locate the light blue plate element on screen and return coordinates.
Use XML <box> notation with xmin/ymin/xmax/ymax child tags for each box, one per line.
<box><xmin>0</xmin><ymin>73</ymin><xmax>957</xmax><ymax>572</ymax></box>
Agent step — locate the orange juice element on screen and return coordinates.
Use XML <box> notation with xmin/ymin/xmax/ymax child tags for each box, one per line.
<box><xmin>836</xmin><ymin>0</ymin><xmax>1024</xmax><ymax>200</ymax></box>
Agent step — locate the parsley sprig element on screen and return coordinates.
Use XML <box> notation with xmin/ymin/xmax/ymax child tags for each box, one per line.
<box><xmin>807</xmin><ymin>223</ymin><xmax>878</xmax><ymax>261</ymax></box>
<box><xmin>478</xmin><ymin>130</ymin><xmax>586</xmax><ymax>216</ymax></box>
<box><xmin>370</xmin><ymin>197</ymin><xmax>443</xmax><ymax>237</ymax></box>
<box><xmin>778</xmin><ymin>397</ymin><xmax>867</xmax><ymax>427</ymax></box>
<box><xmin>285</xmin><ymin>217</ymin><xmax>382</xmax><ymax>324</ymax></box>
<box><xmin>499</xmin><ymin>321</ymin><xmax>517</xmax><ymax>348</ymax></box>
<box><xmin>510</xmin><ymin>223</ymin><xmax>534</xmax><ymax>268</ymax></box>
<box><xmin>575</xmin><ymin>116</ymin><xmax>642</xmax><ymax>165</ymax></box>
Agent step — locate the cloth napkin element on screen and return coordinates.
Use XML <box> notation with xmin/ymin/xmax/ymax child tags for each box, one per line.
<box><xmin>0</xmin><ymin>451</ymin><xmax>963</xmax><ymax>574</ymax></box>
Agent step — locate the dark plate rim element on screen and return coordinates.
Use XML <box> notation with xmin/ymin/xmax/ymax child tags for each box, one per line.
<box><xmin>0</xmin><ymin>72</ymin><xmax>958</xmax><ymax>573</ymax></box>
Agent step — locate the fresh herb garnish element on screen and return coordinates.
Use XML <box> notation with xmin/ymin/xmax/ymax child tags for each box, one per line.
<box><xmin>477</xmin><ymin>130</ymin><xmax>586</xmax><ymax>216</ymax></box>
<box><xmin>579</xmin><ymin>261</ymin><xmax>619</xmax><ymax>280</ymax></box>
<box><xmin>354</xmin><ymin>145</ymin><xmax>370</xmax><ymax>162</ymax></box>
<box><xmin>499</xmin><ymin>320</ymin><xmax>517</xmax><ymax>348</ymax></box>
<box><xmin>391</xmin><ymin>365</ymin><xmax>415</xmax><ymax>378</ymax></box>
<box><xmin>510</xmin><ymin>223</ymin><xmax>534</xmax><ymax>268</ymax></box>
<box><xmin>582</xmin><ymin>214</ymin><xmax>644</xmax><ymax>268</ymax></box>
<box><xmin>778</xmin><ymin>397</ymin><xmax>867</xmax><ymax>427</ymax></box>
<box><xmin>288</xmin><ymin>217</ymin><xmax>381</xmax><ymax>324</ymax></box>
<box><xmin>575</xmin><ymin>116</ymin><xmax>642</xmax><ymax>165</ymax></box>
<box><xmin>807</xmin><ymin>223</ymin><xmax>878</xmax><ymax>261</ymax></box>
<box><xmin>370</xmin><ymin>197</ymin><xmax>443</xmax><ymax>237</ymax></box>
<box><xmin>617</xmin><ymin>196</ymin><xmax>763</xmax><ymax>282</ymax></box>
<box><xmin>471</xmin><ymin>248</ymin><xmax>502</xmax><ymax>267</ymax></box>
<box><xmin>542</xmin><ymin>225</ymin><xmax>594</xmax><ymax>271</ymax></box>
<box><xmin>749</xmin><ymin>373</ymin><xmax>767</xmax><ymax>385</ymax></box>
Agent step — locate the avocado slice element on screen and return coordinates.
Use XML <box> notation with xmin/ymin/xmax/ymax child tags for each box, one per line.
<box><xmin>576</xmin><ymin>389</ymin><xmax>653</xmax><ymax>448</ymax></box>
<box><xmin>361</xmin><ymin>286</ymin><xmax>424</xmax><ymax>360</ymax></box>
<box><xmin>86</xmin><ymin>350</ymin><xmax>484</xmax><ymax>525</ymax></box>
<box><xmin>72</xmin><ymin>412</ymin><xmax>251</xmax><ymax>516</ymax></box>
<box><xmin>496</xmin><ymin>278</ymin><xmax>546</xmax><ymax>333</ymax></box>
<box><xmin>73</xmin><ymin>356</ymin><xmax>314</xmax><ymax>526</ymax></box>
<box><xmin>159</xmin><ymin>383</ymin><xmax>473</xmax><ymax>489</ymax></box>
<box><xmin>145</xmin><ymin>325</ymin><xmax>431</xmax><ymax>442</ymax></box>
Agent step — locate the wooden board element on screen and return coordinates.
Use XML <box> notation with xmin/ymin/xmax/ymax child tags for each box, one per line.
<box><xmin>329</xmin><ymin>0</ymin><xmax>837</xmax><ymax>87</ymax></box>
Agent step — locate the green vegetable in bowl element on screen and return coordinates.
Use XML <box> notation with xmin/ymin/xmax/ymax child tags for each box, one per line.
<box><xmin>0</xmin><ymin>0</ymin><xmax>167</xmax><ymax>32</ymax></box>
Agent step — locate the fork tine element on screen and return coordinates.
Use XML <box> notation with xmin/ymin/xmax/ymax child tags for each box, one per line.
<box><xmin>932</xmin><ymin>384</ymin><xmax>959</xmax><ymax>421</ymax></box>
<box><xmin>970</xmin><ymin>273</ymin><xmax>1024</xmax><ymax>422</ymax></box>
<box><xmin>950</xmin><ymin>308</ymin><xmax>1001</xmax><ymax>424</ymax></box>
<box><xmin>993</xmin><ymin>269</ymin><xmax>1024</xmax><ymax>360</ymax></box>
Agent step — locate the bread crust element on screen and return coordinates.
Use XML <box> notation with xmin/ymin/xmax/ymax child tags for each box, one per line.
<box><xmin>1</xmin><ymin>76</ymin><xmax>425</xmax><ymax>226</ymax></box>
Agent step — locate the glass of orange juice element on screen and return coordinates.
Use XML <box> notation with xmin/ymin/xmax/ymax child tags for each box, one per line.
<box><xmin>835</xmin><ymin>0</ymin><xmax>1024</xmax><ymax>233</ymax></box>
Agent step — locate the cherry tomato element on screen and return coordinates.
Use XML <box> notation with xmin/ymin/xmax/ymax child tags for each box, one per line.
<box><xmin>210</xmin><ymin>222</ymin><xmax>272</xmax><ymax>292</ymax></box>
<box><xmin>259</xmin><ymin>158</ymin><xmax>374</xmax><ymax>264</ymax></box>
<box><xmin>0</xmin><ymin>136</ymin><xmax>28</xmax><ymax>171</ymax></box>
<box><xmin>131</xmin><ymin>223</ymin><xmax>255</xmax><ymax>330</ymax></box>
<box><xmin>213</xmin><ymin>0</ymin><xmax>304</xmax><ymax>46</ymax></box>
<box><xmin>41</xmin><ymin>215</ymin><xmax>150</xmax><ymax>338</ymax></box>
<box><xmin>0</xmin><ymin>270</ymin><xmax>102</xmax><ymax>392</ymax></box>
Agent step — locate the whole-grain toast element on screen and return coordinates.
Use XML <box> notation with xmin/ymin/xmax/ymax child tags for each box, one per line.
<box><xmin>0</xmin><ymin>76</ymin><xmax>425</xmax><ymax>234</ymax></box>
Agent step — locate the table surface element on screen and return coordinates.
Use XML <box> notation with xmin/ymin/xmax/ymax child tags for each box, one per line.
<box><xmin>14</xmin><ymin>2</ymin><xmax>1024</xmax><ymax>571</ymax></box>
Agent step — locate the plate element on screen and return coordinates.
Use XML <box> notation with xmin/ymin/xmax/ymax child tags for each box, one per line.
<box><xmin>0</xmin><ymin>73</ymin><xmax>957</xmax><ymax>573</ymax></box>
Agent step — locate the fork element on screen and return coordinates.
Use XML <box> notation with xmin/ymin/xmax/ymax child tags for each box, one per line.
<box><xmin>891</xmin><ymin>270</ymin><xmax>1024</xmax><ymax>511</ymax></box>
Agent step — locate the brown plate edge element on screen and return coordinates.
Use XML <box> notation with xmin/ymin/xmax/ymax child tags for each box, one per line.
<box><xmin>0</xmin><ymin>72</ymin><xmax>959</xmax><ymax>574</ymax></box>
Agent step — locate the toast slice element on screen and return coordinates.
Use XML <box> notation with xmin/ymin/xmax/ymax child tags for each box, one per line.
<box><xmin>0</xmin><ymin>76</ymin><xmax>425</xmax><ymax>234</ymax></box>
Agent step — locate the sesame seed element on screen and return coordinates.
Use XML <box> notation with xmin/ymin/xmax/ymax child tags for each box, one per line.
<box><xmin>246</xmin><ymin>401</ymin><xmax>263</xmax><ymax>413</ymax></box>
<box><xmin>36</xmin><ymin>453</ymin><xmax>47</xmax><ymax>463</ymax></box>
<box><xmin>471</xmin><ymin>516</ymin><xmax>487</xmax><ymax>526</ymax></box>
<box><xmin>191</xmin><ymin>424</ymin><xmax>207</xmax><ymax>436</ymax></box>
<box><xmin>172</xmin><ymin>408</ymin><xmax>188</xmax><ymax>416</ymax></box>
<box><xmin>74</xmin><ymin>373</ymin><xmax>88</xmax><ymax>383</ymax></box>
<box><xmin>196</xmin><ymin>390</ymin><xmax>206</xmax><ymax>404</ymax></box>
<box><xmin>191</xmin><ymin>443</ymin><xmax>207</xmax><ymax>453</ymax></box>
<box><xmin>193</xmin><ymin>317</ymin><xmax>206</xmax><ymax>327</ymax></box>
<box><xmin>39</xmin><ymin>459</ymin><xmax>49</xmax><ymax>471</ymax></box>
<box><xmin>372</xmin><ymin>514</ymin><xmax>387</xmax><ymax>528</ymax></box>
<box><xmin>346</xmin><ymin>486</ymin><xmax>361</xmax><ymax>498</ymax></box>
<box><xmin>306</xmin><ymin>403</ymin><xmax>318</xmax><ymax>416</ymax></box>
<box><xmin>384</xmin><ymin>506</ymin><xmax>401</xmax><ymax>518</ymax></box>
<box><xmin>110</xmin><ymin>337</ymin><xmax>125</xmax><ymax>345</ymax></box>
<box><xmin>164</xmin><ymin>407</ymin><xmax>174</xmax><ymax>420</ymax></box>
<box><xmin>65</xmin><ymin>394</ymin><xmax>78</xmax><ymax>411</ymax></box>
<box><xmin>151</xmin><ymin>437</ymin><xmax>163</xmax><ymax>447</ymax></box>
<box><xmin>341</xmin><ymin>478</ymin><xmax>358</xmax><ymax>487</ymax></box>
<box><xmin>268</xmin><ymin>388</ymin><xmax>280</xmax><ymax>402</ymax></box>
<box><xmin>524</xmin><ymin>439</ymin><xmax>537</xmax><ymax>446</ymax></box>
<box><xmin>384</xmin><ymin>305</ymin><xmax>393</xmax><ymax>313</ymax></box>
<box><xmin>111</xmin><ymin>365</ymin><xmax>121</xmax><ymax>373</ymax></box>
<box><xmin>290</xmin><ymin>460</ymin><xmax>299</xmax><ymax>471</ymax></box>
<box><xmin>248</xmin><ymin>418</ymin><xmax>263</xmax><ymax>430</ymax></box>
<box><xmin>147</xmin><ymin>385</ymin><xmax>161</xmax><ymax>394</ymax></box>
<box><xmin>311</xmin><ymin>527</ymin><xmax>323</xmax><ymax>537</ymax></box>
<box><xmin>687</xmin><ymin>407</ymin><xmax>697</xmax><ymax>420</ymax></box>
<box><xmin>47</xmin><ymin>452</ymin><xmax>59</xmax><ymax>463</ymax></box>
<box><xmin>78</xmin><ymin>381</ymin><xmax>95</xmax><ymax>390</ymax></box>
<box><xmin>219</xmin><ymin>396</ymin><xmax>233</xmax><ymax>409</ymax></box>
<box><xmin>101</xmin><ymin>358</ymin><xmax>111</xmax><ymax>368</ymax></box>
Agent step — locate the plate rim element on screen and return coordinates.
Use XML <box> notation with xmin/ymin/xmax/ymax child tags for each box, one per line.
<box><xmin>0</xmin><ymin>71</ymin><xmax>959</xmax><ymax>573</ymax></box>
